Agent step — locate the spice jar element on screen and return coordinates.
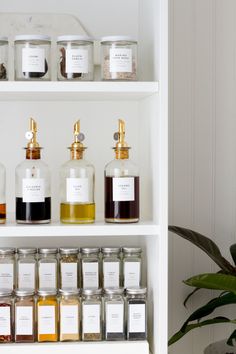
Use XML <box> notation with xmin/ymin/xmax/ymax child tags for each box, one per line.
<box><xmin>17</xmin><ymin>248</ymin><xmax>37</xmax><ymax>290</ymax></box>
<box><xmin>14</xmin><ymin>35</ymin><xmax>51</xmax><ymax>81</ymax></box>
<box><xmin>126</xmin><ymin>287</ymin><xmax>147</xmax><ymax>340</ymax></box>
<box><xmin>14</xmin><ymin>289</ymin><xmax>35</xmax><ymax>343</ymax></box>
<box><xmin>82</xmin><ymin>288</ymin><xmax>102</xmax><ymax>341</ymax></box>
<box><xmin>101</xmin><ymin>36</ymin><xmax>137</xmax><ymax>81</ymax></box>
<box><xmin>104</xmin><ymin>288</ymin><xmax>125</xmax><ymax>341</ymax></box>
<box><xmin>122</xmin><ymin>247</ymin><xmax>142</xmax><ymax>288</ymax></box>
<box><xmin>37</xmin><ymin>289</ymin><xmax>58</xmax><ymax>342</ymax></box>
<box><xmin>0</xmin><ymin>289</ymin><xmax>13</xmax><ymax>343</ymax></box>
<box><xmin>59</xmin><ymin>288</ymin><xmax>80</xmax><ymax>341</ymax></box>
<box><xmin>0</xmin><ymin>248</ymin><xmax>16</xmax><ymax>290</ymax></box>
<box><xmin>81</xmin><ymin>247</ymin><xmax>100</xmax><ymax>289</ymax></box>
<box><xmin>38</xmin><ymin>248</ymin><xmax>58</xmax><ymax>289</ymax></box>
<box><xmin>0</xmin><ymin>37</ymin><xmax>8</xmax><ymax>80</ymax></box>
<box><xmin>102</xmin><ymin>247</ymin><xmax>121</xmax><ymax>288</ymax></box>
<box><xmin>59</xmin><ymin>247</ymin><xmax>79</xmax><ymax>289</ymax></box>
<box><xmin>57</xmin><ymin>35</ymin><xmax>94</xmax><ymax>81</ymax></box>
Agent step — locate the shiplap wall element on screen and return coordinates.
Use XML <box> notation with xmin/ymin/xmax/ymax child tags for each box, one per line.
<box><xmin>169</xmin><ymin>1</ymin><xmax>236</xmax><ymax>353</ymax></box>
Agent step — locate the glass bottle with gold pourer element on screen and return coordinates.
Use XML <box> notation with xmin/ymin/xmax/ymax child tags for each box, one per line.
<box><xmin>60</xmin><ymin>120</ymin><xmax>95</xmax><ymax>223</ymax></box>
<box><xmin>0</xmin><ymin>162</ymin><xmax>6</xmax><ymax>223</ymax></box>
<box><xmin>105</xmin><ymin>119</ymin><xmax>139</xmax><ymax>223</ymax></box>
<box><xmin>15</xmin><ymin>118</ymin><xmax>51</xmax><ymax>224</ymax></box>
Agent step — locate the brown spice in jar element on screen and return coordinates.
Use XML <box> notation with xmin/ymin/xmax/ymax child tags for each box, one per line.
<box><xmin>103</xmin><ymin>55</ymin><xmax>137</xmax><ymax>81</ymax></box>
<box><xmin>59</xmin><ymin>48</ymin><xmax>82</xmax><ymax>79</ymax></box>
<box><xmin>15</xmin><ymin>298</ymin><xmax>35</xmax><ymax>343</ymax></box>
<box><xmin>83</xmin><ymin>332</ymin><xmax>102</xmax><ymax>341</ymax></box>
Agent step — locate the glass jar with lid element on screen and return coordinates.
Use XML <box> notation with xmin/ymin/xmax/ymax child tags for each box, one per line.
<box><xmin>0</xmin><ymin>37</ymin><xmax>8</xmax><ymax>80</ymax></box>
<box><xmin>57</xmin><ymin>35</ymin><xmax>94</xmax><ymax>81</ymax></box>
<box><xmin>0</xmin><ymin>289</ymin><xmax>13</xmax><ymax>343</ymax></box>
<box><xmin>101</xmin><ymin>247</ymin><xmax>121</xmax><ymax>288</ymax></box>
<box><xmin>14</xmin><ymin>289</ymin><xmax>35</xmax><ymax>343</ymax></box>
<box><xmin>122</xmin><ymin>247</ymin><xmax>142</xmax><ymax>288</ymax></box>
<box><xmin>59</xmin><ymin>247</ymin><xmax>79</xmax><ymax>289</ymax></box>
<box><xmin>0</xmin><ymin>248</ymin><xmax>15</xmax><ymax>290</ymax></box>
<box><xmin>17</xmin><ymin>248</ymin><xmax>37</xmax><ymax>290</ymax></box>
<box><xmin>126</xmin><ymin>287</ymin><xmax>147</xmax><ymax>340</ymax></box>
<box><xmin>59</xmin><ymin>288</ymin><xmax>80</xmax><ymax>341</ymax></box>
<box><xmin>104</xmin><ymin>288</ymin><xmax>125</xmax><ymax>341</ymax></box>
<box><xmin>37</xmin><ymin>288</ymin><xmax>58</xmax><ymax>342</ymax></box>
<box><xmin>81</xmin><ymin>288</ymin><xmax>102</xmax><ymax>341</ymax></box>
<box><xmin>81</xmin><ymin>247</ymin><xmax>100</xmax><ymax>289</ymax></box>
<box><xmin>38</xmin><ymin>248</ymin><xmax>58</xmax><ymax>289</ymax></box>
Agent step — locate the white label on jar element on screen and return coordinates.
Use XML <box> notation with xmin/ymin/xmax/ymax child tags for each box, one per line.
<box><xmin>129</xmin><ymin>304</ymin><xmax>145</xmax><ymax>333</ymax></box>
<box><xmin>103</xmin><ymin>262</ymin><xmax>119</xmax><ymax>288</ymax></box>
<box><xmin>61</xmin><ymin>263</ymin><xmax>77</xmax><ymax>288</ymax></box>
<box><xmin>0</xmin><ymin>263</ymin><xmax>13</xmax><ymax>290</ymax></box>
<box><xmin>22</xmin><ymin>47</ymin><xmax>45</xmax><ymax>73</ymax></box>
<box><xmin>0</xmin><ymin>307</ymin><xmax>10</xmax><ymax>335</ymax></box>
<box><xmin>22</xmin><ymin>178</ymin><xmax>45</xmax><ymax>203</ymax></box>
<box><xmin>38</xmin><ymin>306</ymin><xmax>55</xmax><ymax>335</ymax></box>
<box><xmin>16</xmin><ymin>306</ymin><xmax>33</xmax><ymax>335</ymax></box>
<box><xmin>124</xmin><ymin>262</ymin><xmax>140</xmax><ymax>288</ymax></box>
<box><xmin>66</xmin><ymin>177</ymin><xmax>89</xmax><ymax>203</ymax></box>
<box><xmin>83</xmin><ymin>262</ymin><xmax>99</xmax><ymax>288</ymax></box>
<box><xmin>83</xmin><ymin>304</ymin><xmax>100</xmax><ymax>333</ymax></box>
<box><xmin>113</xmin><ymin>177</ymin><xmax>134</xmax><ymax>202</ymax></box>
<box><xmin>66</xmin><ymin>48</ymin><xmax>88</xmax><ymax>74</ymax></box>
<box><xmin>60</xmin><ymin>305</ymin><xmax>78</xmax><ymax>334</ymax></box>
<box><xmin>106</xmin><ymin>303</ymin><xmax>124</xmax><ymax>333</ymax></box>
<box><xmin>18</xmin><ymin>263</ymin><xmax>35</xmax><ymax>289</ymax></box>
<box><xmin>39</xmin><ymin>263</ymin><xmax>56</xmax><ymax>288</ymax></box>
<box><xmin>109</xmin><ymin>48</ymin><xmax>132</xmax><ymax>73</ymax></box>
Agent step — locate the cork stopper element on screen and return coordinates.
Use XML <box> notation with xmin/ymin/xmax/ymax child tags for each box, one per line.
<box><xmin>69</xmin><ymin>120</ymin><xmax>86</xmax><ymax>160</ymax></box>
<box><xmin>25</xmin><ymin>118</ymin><xmax>41</xmax><ymax>160</ymax></box>
<box><xmin>113</xmin><ymin>119</ymin><xmax>130</xmax><ymax>159</ymax></box>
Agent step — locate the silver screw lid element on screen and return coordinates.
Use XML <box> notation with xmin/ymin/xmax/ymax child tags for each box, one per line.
<box><xmin>39</xmin><ymin>248</ymin><xmax>58</xmax><ymax>255</ymax></box>
<box><xmin>0</xmin><ymin>247</ymin><xmax>15</xmax><ymax>255</ymax></box>
<box><xmin>0</xmin><ymin>289</ymin><xmax>13</xmax><ymax>297</ymax></box>
<box><xmin>59</xmin><ymin>288</ymin><xmax>80</xmax><ymax>296</ymax></box>
<box><xmin>15</xmin><ymin>289</ymin><xmax>35</xmax><ymax>297</ymax></box>
<box><xmin>81</xmin><ymin>247</ymin><xmax>100</xmax><ymax>254</ymax></box>
<box><xmin>82</xmin><ymin>288</ymin><xmax>102</xmax><ymax>296</ymax></box>
<box><xmin>126</xmin><ymin>287</ymin><xmax>147</xmax><ymax>295</ymax></box>
<box><xmin>37</xmin><ymin>288</ymin><xmax>57</xmax><ymax>296</ymax></box>
<box><xmin>101</xmin><ymin>247</ymin><xmax>120</xmax><ymax>254</ymax></box>
<box><xmin>59</xmin><ymin>247</ymin><xmax>79</xmax><ymax>255</ymax></box>
<box><xmin>122</xmin><ymin>247</ymin><xmax>142</xmax><ymax>254</ymax></box>
<box><xmin>104</xmin><ymin>288</ymin><xmax>124</xmax><ymax>295</ymax></box>
<box><xmin>18</xmin><ymin>247</ymin><xmax>37</xmax><ymax>255</ymax></box>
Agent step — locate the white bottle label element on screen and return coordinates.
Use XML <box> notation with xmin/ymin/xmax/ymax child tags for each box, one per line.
<box><xmin>113</xmin><ymin>177</ymin><xmax>134</xmax><ymax>202</ymax></box>
<box><xmin>16</xmin><ymin>306</ymin><xmax>33</xmax><ymax>335</ymax></box>
<box><xmin>129</xmin><ymin>304</ymin><xmax>146</xmax><ymax>333</ymax></box>
<box><xmin>61</xmin><ymin>263</ymin><xmax>77</xmax><ymax>288</ymax></box>
<box><xmin>60</xmin><ymin>305</ymin><xmax>78</xmax><ymax>334</ymax></box>
<box><xmin>18</xmin><ymin>263</ymin><xmax>35</xmax><ymax>289</ymax></box>
<box><xmin>124</xmin><ymin>262</ymin><xmax>140</xmax><ymax>288</ymax></box>
<box><xmin>22</xmin><ymin>178</ymin><xmax>45</xmax><ymax>203</ymax></box>
<box><xmin>83</xmin><ymin>304</ymin><xmax>100</xmax><ymax>333</ymax></box>
<box><xmin>106</xmin><ymin>303</ymin><xmax>124</xmax><ymax>333</ymax></box>
<box><xmin>83</xmin><ymin>262</ymin><xmax>99</xmax><ymax>288</ymax></box>
<box><xmin>109</xmin><ymin>48</ymin><xmax>132</xmax><ymax>73</ymax></box>
<box><xmin>103</xmin><ymin>262</ymin><xmax>119</xmax><ymax>288</ymax></box>
<box><xmin>22</xmin><ymin>47</ymin><xmax>45</xmax><ymax>73</ymax></box>
<box><xmin>0</xmin><ymin>307</ymin><xmax>10</xmax><ymax>335</ymax></box>
<box><xmin>0</xmin><ymin>263</ymin><xmax>14</xmax><ymax>290</ymax></box>
<box><xmin>38</xmin><ymin>306</ymin><xmax>55</xmax><ymax>335</ymax></box>
<box><xmin>66</xmin><ymin>49</ymin><xmax>88</xmax><ymax>73</ymax></box>
<box><xmin>39</xmin><ymin>263</ymin><xmax>56</xmax><ymax>288</ymax></box>
<box><xmin>66</xmin><ymin>177</ymin><xmax>89</xmax><ymax>203</ymax></box>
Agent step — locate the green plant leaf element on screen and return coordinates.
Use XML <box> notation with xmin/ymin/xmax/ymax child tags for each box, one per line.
<box><xmin>184</xmin><ymin>273</ymin><xmax>236</xmax><ymax>293</ymax></box>
<box><xmin>227</xmin><ymin>329</ymin><xmax>236</xmax><ymax>346</ymax></box>
<box><xmin>169</xmin><ymin>226</ymin><xmax>236</xmax><ymax>274</ymax></box>
<box><xmin>230</xmin><ymin>244</ymin><xmax>236</xmax><ymax>266</ymax></box>
<box><xmin>183</xmin><ymin>287</ymin><xmax>200</xmax><ymax>307</ymax></box>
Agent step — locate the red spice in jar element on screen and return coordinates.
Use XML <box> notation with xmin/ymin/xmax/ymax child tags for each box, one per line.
<box><xmin>0</xmin><ymin>302</ymin><xmax>13</xmax><ymax>343</ymax></box>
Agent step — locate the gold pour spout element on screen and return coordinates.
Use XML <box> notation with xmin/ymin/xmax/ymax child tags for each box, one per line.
<box><xmin>70</xmin><ymin>120</ymin><xmax>86</xmax><ymax>160</ymax></box>
<box><xmin>114</xmin><ymin>119</ymin><xmax>130</xmax><ymax>159</ymax></box>
<box><xmin>27</xmin><ymin>118</ymin><xmax>40</xmax><ymax>149</ymax></box>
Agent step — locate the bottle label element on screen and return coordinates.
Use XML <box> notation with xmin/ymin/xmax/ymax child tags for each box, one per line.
<box><xmin>61</xmin><ymin>263</ymin><xmax>77</xmax><ymax>288</ymax></box>
<box><xmin>39</xmin><ymin>263</ymin><xmax>56</xmax><ymax>288</ymax></box>
<box><xmin>22</xmin><ymin>178</ymin><xmax>45</xmax><ymax>203</ymax></box>
<box><xmin>0</xmin><ymin>307</ymin><xmax>10</xmax><ymax>335</ymax></box>
<box><xmin>124</xmin><ymin>262</ymin><xmax>140</xmax><ymax>288</ymax></box>
<box><xmin>83</xmin><ymin>304</ymin><xmax>100</xmax><ymax>333</ymax></box>
<box><xmin>16</xmin><ymin>306</ymin><xmax>33</xmax><ymax>335</ymax></box>
<box><xmin>83</xmin><ymin>262</ymin><xmax>99</xmax><ymax>288</ymax></box>
<box><xmin>66</xmin><ymin>49</ymin><xmax>88</xmax><ymax>74</ymax></box>
<box><xmin>103</xmin><ymin>262</ymin><xmax>119</xmax><ymax>288</ymax></box>
<box><xmin>66</xmin><ymin>177</ymin><xmax>89</xmax><ymax>203</ymax></box>
<box><xmin>112</xmin><ymin>177</ymin><xmax>134</xmax><ymax>202</ymax></box>
<box><xmin>22</xmin><ymin>48</ymin><xmax>45</xmax><ymax>73</ymax></box>
<box><xmin>129</xmin><ymin>304</ymin><xmax>146</xmax><ymax>333</ymax></box>
<box><xmin>60</xmin><ymin>304</ymin><xmax>79</xmax><ymax>334</ymax></box>
<box><xmin>0</xmin><ymin>263</ymin><xmax>14</xmax><ymax>290</ymax></box>
<box><xmin>38</xmin><ymin>305</ymin><xmax>55</xmax><ymax>335</ymax></box>
<box><xmin>106</xmin><ymin>303</ymin><xmax>124</xmax><ymax>333</ymax></box>
<box><xmin>18</xmin><ymin>263</ymin><xmax>35</xmax><ymax>289</ymax></box>
<box><xmin>109</xmin><ymin>48</ymin><xmax>132</xmax><ymax>73</ymax></box>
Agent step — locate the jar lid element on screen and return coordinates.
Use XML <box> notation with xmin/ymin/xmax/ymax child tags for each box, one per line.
<box><xmin>14</xmin><ymin>34</ymin><xmax>51</xmax><ymax>42</ymax></box>
<box><xmin>18</xmin><ymin>247</ymin><xmax>37</xmax><ymax>255</ymax></box>
<box><xmin>101</xmin><ymin>247</ymin><xmax>120</xmax><ymax>254</ymax></box>
<box><xmin>15</xmin><ymin>289</ymin><xmax>35</xmax><ymax>297</ymax></box>
<box><xmin>57</xmin><ymin>35</ymin><xmax>93</xmax><ymax>43</ymax></box>
<box><xmin>81</xmin><ymin>247</ymin><xmax>100</xmax><ymax>254</ymax></box>
<box><xmin>0</xmin><ymin>247</ymin><xmax>15</xmax><ymax>255</ymax></box>
<box><xmin>37</xmin><ymin>288</ymin><xmax>57</xmax><ymax>296</ymax></box>
<box><xmin>0</xmin><ymin>36</ymin><xmax>8</xmax><ymax>42</ymax></box>
<box><xmin>59</xmin><ymin>288</ymin><xmax>80</xmax><ymax>296</ymax></box>
<box><xmin>126</xmin><ymin>287</ymin><xmax>147</xmax><ymax>295</ymax></box>
<box><xmin>122</xmin><ymin>247</ymin><xmax>142</xmax><ymax>254</ymax></box>
<box><xmin>39</xmin><ymin>248</ymin><xmax>58</xmax><ymax>254</ymax></box>
<box><xmin>0</xmin><ymin>289</ymin><xmax>13</xmax><ymax>297</ymax></box>
<box><xmin>82</xmin><ymin>288</ymin><xmax>102</xmax><ymax>296</ymax></box>
<box><xmin>101</xmin><ymin>36</ymin><xmax>137</xmax><ymax>43</ymax></box>
<box><xmin>59</xmin><ymin>247</ymin><xmax>79</xmax><ymax>255</ymax></box>
<box><xmin>104</xmin><ymin>287</ymin><xmax>124</xmax><ymax>295</ymax></box>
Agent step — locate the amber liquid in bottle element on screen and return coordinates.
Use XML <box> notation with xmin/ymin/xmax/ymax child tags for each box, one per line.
<box><xmin>0</xmin><ymin>203</ymin><xmax>6</xmax><ymax>224</ymax></box>
<box><xmin>60</xmin><ymin>203</ymin><xmax>95</xmax><ymax>224</ymax></box>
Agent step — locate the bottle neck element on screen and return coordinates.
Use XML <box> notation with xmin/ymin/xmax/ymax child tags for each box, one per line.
<box><xmin>70</xmin><ymin>148</ymin><xmax>83</xmax><ymax>160</ymax></box>
<box><xmin>26</xmin><ymin>148</ymin><xmax>41</xmax><ymax>160</ymax></box>
<box><xmin>115</xmin><ymin>149</ymin><xmax>129</xmax><ymax>160</ymax></box>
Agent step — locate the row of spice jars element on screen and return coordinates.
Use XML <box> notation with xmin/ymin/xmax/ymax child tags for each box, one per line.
<box><xmin>0</xmin><ymin>35</ymin><xmax>137</xmax><ymax>81</ymax></box>
<box><xmin>0</xmin><ymin>287</ymin><xmax>147</xmax><ymax>343</ymax></box>
<box><xmin>0</xmin><ymin>246</ymin><xmax>142</xmax><ymax>291</ymax></box>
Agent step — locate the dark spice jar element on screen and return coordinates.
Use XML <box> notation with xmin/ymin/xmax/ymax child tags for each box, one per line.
<box><xmin>14</xmin><ymin>289</ymin><xmax>35</xmax><ymax>343</ymax></box>
<box><xmin>126</xmin><ymin>287</ymin><xmax>147</xmax><ymax>340</ymax></box>
<box><xmin>0</xmin><ymin>289</ymin><xmax>14</xmax><ymax>343</ymax></box>
<box><xmin>0</xmin><ymin>37</ymin><xmax>8</xmax><ymax>80</ymax></box>
<box><xmin>104</xmin><ymin>288</ymin><xmax>125</xmax><ymax>341</ymax></box>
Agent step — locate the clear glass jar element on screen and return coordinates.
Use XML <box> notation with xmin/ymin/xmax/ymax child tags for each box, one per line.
<box><xmin>59</xmin><ymin>247</ymin><xmax>79</xmax><ymax>289</ymax></box>
<box><xmin>0</xmin><ymin>37</ymin><xmax>8</xmax><ymax>80</ymax></box>
<box><xmin>38</xmin><ymin>248</ymin><xmax>58</xmax><ymax>289</ymax></box>
<box><xmin>101</xmin><ymin>247</ymin><xmax>121</xmax><ymax>288</ymax></box>
<box><xmin>37</xmin><ymin>289</ymin><xmax>58</xmax><ymax>342</ymax></box>
<box><xmin>122</xmin><ymin>247</ymin><xmax>142</xmax><ymax>288</ymax></box>
<box><xmin>0</xmin><ymin>289</ymin><xmax>13</xmax><ymax>343</ymax></box>
<box><xmin>14</xmin><ymin>35</ymin><xmax>51</xmax><ymax>81</ymax></box>
<box><xmin>0</xmin><ymin>162</ymin><xmax>6</xmax><ymax>224</ymax></box>
<box><xmin>81</xmin><ymin>247</ymin><xmax>100</xmax><ymax>289</ymax></box>
<box><xmin>82</xmin><ymin>288</ymin><xmax>102</xmax><ymax>341</ymax></box>
<box><xmin>0</xmin><ymin>248</ymin><xmax>15</xmax><ymax>290</ymax></box>
<box><xmin>126</xmin><ymin>287</ymin><xmax>147</xmax><ymax>340</ymax></box>
<box><xmin>17</xmin><ymin>248</ymin><xmax>37</xmax><ymax>290</ymax></box>
<box><xmin>101</xmin><ymin>36</ymin><xmax>137</xmax><ymax>81</ymax></box>
<box><xmin>57</xmin><ymin>35</ymin><xmax>94</xmax><ymax>81</ymax></box>
<box><xmin>104</xmin><ymin>288</ymin><xmax>125</xmax><ymax>341</ymax></box>
<box><xmin>14</xmin><ymin>289</ymin><xmax>35</xmax><ymax>343</ymax></box>
<box><xmin>59</xmin><ymin>288</ymin><xmax>80</xmax><ymax>341</ymax></box>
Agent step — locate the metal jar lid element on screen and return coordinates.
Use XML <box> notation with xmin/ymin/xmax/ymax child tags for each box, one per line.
<box><xmin>126</xmin><ymin>287</ymin><xmax>147</xmax><ymax>295</ymax></box>
<box><xmin>0</xmin><ymin>37</ymin><xmax>8</xmax><ymax>42</ymax></box>
<box><xmin>101</xmin><ymin>36</ymin><xmax>137</xmax><ymax>44</ymax></box>
<box><xmin>104</xmin><ymin>288</ymin><xmax>124</xmax><ymax>295</ymax></box>
<box><xmin>37</xmin><ymin>288</ymin><xmax>57</xmax><ymax>296</ymax></box>
<box><xmin>18</xmin><ymin>247</ymin><xmax>37</xmax><ymax>255</ymax></box>
<box><xmin>0</xmin><ymin>289</ymin><xmax>13</xmax><ymax>297</ymax></box>
<box><xmin>57</xmin><ymin>35</ymin><xmax>93</xmax><ymax>43</ymax></box>
<box><xmin>59</xmin><ymin>288</ymin><xmax>80</xmax><ymax>296</ymax></box>
<box><xmin>15</xmin><ymin>289</ymin><xmax>35</xmax><ymax>297</ymax></box>
<box><xmin>14</xmin><ymin>34</ymin><xmax>51</xmax><ymax>42</ymax></box>
<box><xmin>81</xmin><ymin>247</ymin><xmax>100</xmax><ymax>255</ymax></box>
<box><xmin>59</xmin><ymin>247</ymin><xmax>79</xmax><ymax>255</ymax></box>
<box><xmin>101</xmin><ymin>247</ymin><xmax>120</xmax><ymax>254</ymax></box>
<box><xmin>122</xmin><ymin>247</ymin><xmax>142</xmax><ymax>254</ymax></box>
<box><xmin>38</xmin><ymin>248</ymin><xmax>58</xmax><ymax>255</ymax></box>
<box><xmin>82</xmin><ymin>288</ymin><xmax>102</xmax><ymax>296</ymax></box>
<box><xmin>0</xmin><ymin>247</ymin><xmax>16</xmax><ymax>255</ymax></box>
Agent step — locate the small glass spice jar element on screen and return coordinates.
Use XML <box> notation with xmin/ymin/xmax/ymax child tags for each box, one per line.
<box><xmin>38</xmin><ymin>248</ymin><xmax>58</xmax><ymax>289</ymax></box>
<box><xmin>101</xmin><ymin>36</ymin><xmax>137</xmax><ymax>81</ymax></box>
<box><xmin>0</xmin><ymin>248</ymin><xmax>16</xmax><ymax>290</ymax></box>
<box><xmin>37</xmin><ymin>288</ymin><xmax>58</xmax><ymax>342</ymax></box>
<box><xmin>59</xmin><ymin>247</ymin><xmax>79</xmax><ymax>289</ymax></box>
<box><xmin>0</xmin><ymin>289</ymin><xmax>13</xmax><ymax>343</ymax></box>
<box><xmin>14</xmin><ymin>35</ymin><xmax>51</xmax><ymax>81</ymax></box>
<box><xmin>126</xmin><ymin>287</ymin><xmax>147</xmax><ymax>340</ymax></box>
<box><xmin>14</xmin><ymin>289</ymin><xmax>35</xmax><ymax>343</ymax></box>
<box><xmin>82</xmin><ymin>288</ymin><xmax>102</xmax><ymax>341</ymax></box>
<box><xmin>57</xmin><ymin>35</ymin><xmax>94</xmax><ymax>81</ymax></box>
<box><xmin>104</xmin><ymin>288</ymin><xmax>125</xmax><ymax>341</ymax></box>
<box><xmin>17</xmin><ymin>248</ymin><xmax>37</xmax><ymax>290</ymax></box>
<box><xmin>81</xmin><ymin>247</ymin><xmax>100</xmax><ymax>289</ymax></box>
<box><xmin>122</xmin><ymin>247</ymin><xmax>142</xmax><ymax>288</ymax></box>
<box><xmin>59</xmin><ymin>288</ymin><xmax>80</xmax><ymax>342</ymax></box>
<box><xmin>0</xmin><ymin>37</ymin><xmax>8</xmax><ymax>80</ymax></box>
<box><xmin>101</xmin><ymin>247</ymin><xmax>121</xmax><ymax>288</ymax></box>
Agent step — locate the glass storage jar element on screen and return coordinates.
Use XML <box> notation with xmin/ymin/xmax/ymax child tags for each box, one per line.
<box><xmin>0</xmin><ymin>289</ymin><xmax>13</xmax><ymax>343</ymax></box>
<box><xmin>57</xmin><ymin>35</ymin><xmax>94</xmax><ymax>81</ymax></box>
<box><xmin>17</xmin><ymin>248</ymin><xmax>37</xmax><ymax>290</ymax></box>
<box><xmin>81</xmin><ymin>288</ymin><xmax>102</xmax><ymax>341</ymax></box>
<box><xmin>101</xmin><ymin>247</ymin><xmax>121</xmax><ymax>288</ymax></box>
<box><xmin>81</xmin><ymin>247</ymin><xmax>100</xmax><ymax>289</ymax></box>
<box><xmin>59</xmin><ymin>247</ymin><xmax>79</xmax><ymax>289</ymax></box>
<box><xmin>0</xmin><ymin>248</ymin><xmax>15</xmax><ymax>290</ymax></box>
<box><xmin>0</xmin><ymin>162</ymin><xmax>6</xmax><ymax>223</ymax></box>
<box><xmin>0</xmin><ymin>37</ymin><xmax>8</xmax><ymax>80</ymax></box>
<box><xmin>37</xmin><ymin>289</ymin><xmax>58</xmax><ymax>342</ymax></box>
<box><xmin>14</xmin><ymin>289</ymin><xmax>35</xmax><ymax>343</ymax></box>
<box><xmin>126</xmin><ymin>287</ymin><xmax>147</xmax><ymax>340</ymax></box>
<box><xmin>122</xmin><ymin>247</ymin><xmax>142</xmax><ymax>288</ymax></box>
<box><xmin>104</xmin><ymin>288</ymin><xmax>125</xmax><ymax>341</ymax></box>
<box><xmin>38</xmin><ymin>248</ymin><xmax>58</xmax><ymax>289</ymax></box>
<box><xmin>59</xmin><ymin>288</ymin><xmax>80</xmax><ymax>341</ymax></box>
<box><xmin>14</xmin><ymin>35</ymin><xmax>51</xmax><ymax>81</ymax></box>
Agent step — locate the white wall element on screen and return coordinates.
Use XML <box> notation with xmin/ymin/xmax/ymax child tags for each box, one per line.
<box><xmin>169</xmin><ymin>1</ymin><xmax>236</xmax><ymax>353</ymax></box>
